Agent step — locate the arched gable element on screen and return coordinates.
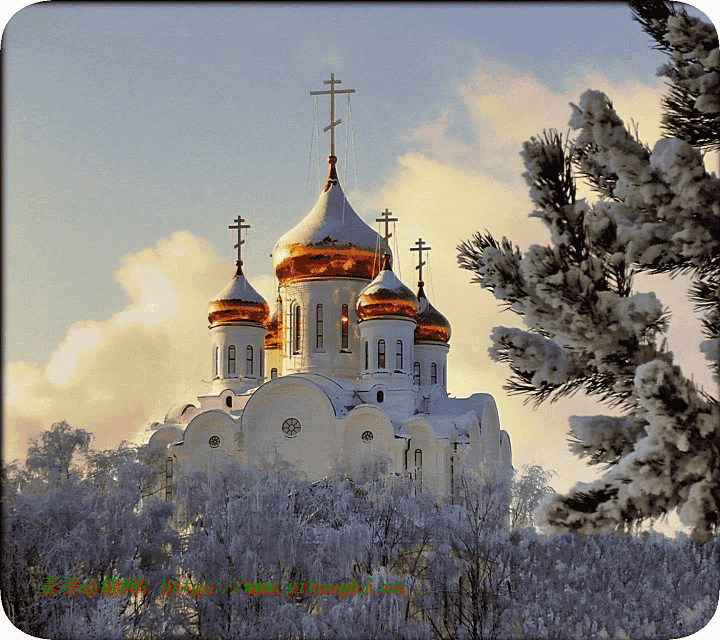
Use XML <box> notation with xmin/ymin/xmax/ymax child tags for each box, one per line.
<box><xmin>241</xmin><ymin>375</ymin><xmax>336</xmax><ymax>454</ymax></box>
<box><xmin>342</xmin><ymin>405</ymin><xmax>394</xmax><ymax>450</ymax></box>
<box><xmin>183</xmin><ymin>410</ymin><xmax>241</xmax><ymax>452</ymax></box>
<box><xmin>403</xmin><ymin>417</ymin><xmax>435</xmax><ymax>446</ymax></box>
<box><xmin>480</xmin><ymin>397</ymin><xmax>501</xmax><ymax>461</ymax></box>
<box><xmin>147</xmin><ymin>426</ymin><xmax>183</xmax><ymax>452</ymax></box>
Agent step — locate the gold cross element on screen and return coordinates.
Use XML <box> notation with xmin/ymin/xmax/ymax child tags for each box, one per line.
<box><xmin>309</xmin><ymin>73</ymin><xmax>356</xmax><ymax>157</ymax></box>
<box><xmin>229</xmin><ymin>216</ymin><xmax>250</xmax><ymax>265</ymax></box>
<box><xmin>410</xmin><ymin>238</ymin><xmax>431</xmax><ymax>283</ymax></box>
<box><xmin>375</xmin><ymin>208</ymin><xmax>398</xmax><ymax>252</ymax></box>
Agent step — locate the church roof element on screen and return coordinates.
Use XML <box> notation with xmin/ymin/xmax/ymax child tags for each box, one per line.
<box><xmin>208</xmin><ymin>263</ymin><xmax>270</xmax><ymax>327</ymax></box>
<box><xmin>415</xmin><ymin>283</ymin><xmax>451</xmax><ymax>343</ymax></box>
<box><xmin>272</xmin><ymin>159</ymin><xmax>383</xmax><ymax>283</ymax></box>
<box><xmin>282</xmin><ymin>373</ymin><xmax>358</xmax><ymax>418</ymax></box>
<box><xmin>356</xmin><ymin>254</ymin><xmax>419</xmax><ymax>321</ymax></box>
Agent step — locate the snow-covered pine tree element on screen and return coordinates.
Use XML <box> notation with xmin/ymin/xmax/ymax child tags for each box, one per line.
<box><xmin>457</xmin><ymin>1</ymin><xmax>720</xmax><ymax>543</ymax></box>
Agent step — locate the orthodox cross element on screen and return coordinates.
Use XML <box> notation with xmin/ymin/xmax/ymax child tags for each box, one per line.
<box><xmin>375</xmin><ymin>208</ymin><xmax>398</xmax><ymax>252</ymax></box>
<box><xmin>310</xmin><ymin>73</ymin><xmax>356</xmax><ymax>157</ymax></box>
<box><xmin>410</xmin><ymin>238</ymin><xmax>431</xmax><ymax>283</ymax></box>
<box><xmin>229</xmin><ymin>215</ymin><xmax>250</xmax><ymax>265</ymax></box>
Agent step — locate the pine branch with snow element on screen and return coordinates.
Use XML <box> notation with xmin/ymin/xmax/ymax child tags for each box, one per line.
<box><xmin>458</xmin><ymin>8</ymin><xmax>720</xmax><ymax>542</ymax></box>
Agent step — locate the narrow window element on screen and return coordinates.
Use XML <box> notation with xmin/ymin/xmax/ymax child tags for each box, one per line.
<box><xmin>316</xmin><ymin>304</ymin><xmax>323</xmax><ymax>349</ymax></box>
<box><xmin>378</xmin><ymin>339</ymin><xmax>386</xmax><ymax>369</ymax></box>
<box><xmin>271</xmin><ymin>367</ymin><xmax>278</xmax><ymax>380</ymax></box>
<box><xmin>377</xmin><ymin>390</ymin><xmax>384</xmax><ymax>403</ymax></box>
<box><xmin>226</xmin><ymin>396</ymin><xmax>232</xmax><ymax>408</ymax></box>
<box><xmin>214</xmin><ymin>346</ymin><xmax>219</xmax><ymax>379</ymax></box>
<box><xmin>364</xmin><ymin>341</ymin><xmax>369</xmax><ymax>371</ymax></box>
<box><xmin>294</xmin><ymin>305</ymin><xmax>301</xmax><ymax>353</ymax></box>
<box><xmin>228</xmin><ymin>345</ymin><xmax>236</xmax><ymax>375</ymax></box>
<box><xmin>260</xmin><ymin>350</ymin><xmax>264</xmax><ymax>378</ymax></box>
<box><xmin>413</xmin><ymin>362</ymin><xmax>420</xmax><ymax>385</ymax></box>
<box><xmin>431</xmin><ymin>363</ymin><xmax>437</xmax><ymax>385</ymax></box>
<box><xmin>246</xmin><ymin>345</ymin><xmax>254</xmax><ymax>376</ymax></box>
<box><xmin>165</xmin><ymin>457</ymin><xmax>173</xmax><ymax>502</ymax></box>
<box><xmin>396</xmin><ymin>340</ymin><xmax>403</xmax><ymax>371</ymax></box>
<box><xmin>415</xmin><ymin>449</ymin><xmax>423</xmax><ymax>488</ymax></box>
<box><xmin>450</xmin><ymin>455</ymin><xmax>455</xmax><ymax>499</ymax></box>
<box><xmin>341</xmin><ymin>304</ymin><xmax>349</xmax><ymax>350</ymax></box>
<box><xmin>443</xmin><ymin>364</ymin><xmax>447</xmax><ymax>387</ymax></box>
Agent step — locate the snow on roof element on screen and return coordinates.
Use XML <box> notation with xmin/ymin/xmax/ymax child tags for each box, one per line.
<box><xmin>273</xmin><ymin>182</ymin><xmax>381</xmax><ymax>255</ymax></box>
<box><xmin>284</xmin><ymin>372</ymin><xmax>357</xmax><ymax>418</ymax></box>
<box><xmin>211</xmin><ymin>269</ymin><xmax>267</xmax><ymax>304</ymax></box>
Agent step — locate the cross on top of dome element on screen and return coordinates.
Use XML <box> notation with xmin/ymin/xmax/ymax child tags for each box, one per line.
<box><xmin>411</xmin><ymin>237</ymin><xmax>432</xmax><ymax>285</ymax></box>
<box><xmin>310</xmin><ymin>73</ymin><xmax>356</xmax><ymax>158</ymax></box>
<box><xmin>375</xmin><ymin>208</ymin><xmax>397</xmax><ymax>254</ymax></box>
<box><xmin>229</xmin><ymin>215</ymin><xmax>250</xmax><ymax>270</ymax></box>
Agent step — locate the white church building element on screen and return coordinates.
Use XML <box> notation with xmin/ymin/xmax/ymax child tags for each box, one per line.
<box><xmin>147</xmin><ymin>75</ymin><xmax>512</xmax><ymax>496</ymax></box>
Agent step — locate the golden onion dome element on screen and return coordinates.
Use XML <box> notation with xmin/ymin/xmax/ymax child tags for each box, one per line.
<box><xmin>208</xmin><ymin>263</ymin><xmax>270</xmax><ymax>328</ymax></box>
<box><xmin>264</xmin><ymin>296</ymin><xmax>282</xmax><ymax>349</ymax></box>
<box><xmin>272</xmin><ymin>157</ymin><xmax>384</xmax><ymax>283</ymax></box>
<box><xmin>356</xmin><ymin>254</ymin><xmax>419</xmax><ymax>321</ymax></box>
<box><xmin>414</xmin><ymin>283</ymin><xmax>451</xmax><ymax>343</ymax></box>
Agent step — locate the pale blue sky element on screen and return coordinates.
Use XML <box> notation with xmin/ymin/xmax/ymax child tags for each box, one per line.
<box><xmin>5</xmin><ymin>1</ymin><xmax>687</xmax><ymax>365</ymax></box>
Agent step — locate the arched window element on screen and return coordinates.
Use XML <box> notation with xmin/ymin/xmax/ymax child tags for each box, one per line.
<box><xmin>226</xmin><ymin>396</ymin><xmax>232</xmax><ymax>408</ymax></box>
<box><xmin>413</xmin><ymin>362</ymin><xmax>420</xmax><ymax>385</ymax></box>
<box><xmin>246</xmin><ymin>345</ymin><xmax>254</xmax><ymax>376</ymax></box>
<box><xmin>213</xmin><ymin>346</ymin><xmax>219</xmax><ymax>379</ymax></box>
<box><xmin>364</xmin><ymin>341</ymin><xmax>369</xmax><ymax>371</ymax></box>
<box><xmin>294</xmin><ymin>305</ymin><xmax>301</xmax><ymax>353</ymax></box>
<box><xmin>228</xmin><ymin>345</ymin><xmax>236</xmax><ymax>375</ymax></box>
<box><xmin>260</xmin><ymin>349</ymin><xmax>264</xmax><ymax>378</ymax></box>
<box><xmin>316</xmin><ymin>304</ymin><xmax>323</xmax><ymax>349</ymax></box>
<box><xmin>431</xmin><ymin>363</ymin><xmax>437</xmax><ymax>384</ymax></box>
<box><xmin>377</xmin><ymin>339</ymin><xmax>386</xmax><ymax>369</ymax></box>
<box><xmin>271</xmin><ymin>367</ymin><xmax>278</xmax><ymax>380</ymax></box>
<box><xmin>415</xmin><ymin>449</ymin><xmax>423</xmax><ymax>488</ymax></box>
<box><xmin>341</xmin><ymin>304</ymin><xmax>349</xmax><ymax>350</ymax></box>
<box><xmin>395</xmin><ymin>340</ymin><xmax>403</xmax><ymax>371</ymax></box>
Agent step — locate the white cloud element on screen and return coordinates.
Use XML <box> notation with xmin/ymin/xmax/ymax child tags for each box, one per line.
<box><xmin>3</xmin><ymin>231</ymin><xmax>235</xmax><ymax>463</ymax></box>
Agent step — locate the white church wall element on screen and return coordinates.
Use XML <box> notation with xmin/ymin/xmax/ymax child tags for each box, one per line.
<box><xmin>240</xmin><ymin>376</ymin><xmax>339</xmax><ymax>479</ymax></box>
<box><xmin>358</xmin><ymin>316</ymin><xmax>416</xmax><ymax>387</ymax></box>
<box><xmin>280</xmin><ymin>278</ymin><xmax>367</xmax><ymax>381</ymax></box>
<box><xmin>414</xmin><ymin>342</ymin><xmax>450</xmax><ymax>388</ymax></box>
<box><xmin>210</xmin><ymin>323</ymin><xmax>266</xmax><ymax>394</ymax></box>
<box><xmin>172</xmin><ymin>410</ymin><xmax>243</xmax><ymax>477</ymax></box>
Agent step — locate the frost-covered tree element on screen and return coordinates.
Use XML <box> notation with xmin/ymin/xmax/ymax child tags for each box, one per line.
<box><xmin>457</xmin><ymin>2</ymin><xmax>720</xmax><ymax>543</ymax></box>
<box><xmin>1</xmin><ymin>423</ymin><xmax>179</xmax><ymax>639</ymax></box>
<box><xmin>509</xmin><ymin>464</ymin><xmax>556</xmax><ymax>531</ymax></box>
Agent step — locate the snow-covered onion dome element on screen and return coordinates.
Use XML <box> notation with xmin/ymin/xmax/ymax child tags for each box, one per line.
<box><xmin>415</xmin><ymin>283</ymin><xmax>451</xmax><ymax>343</ymax></box>
<box><xmin>208</xmin><ymin>262</ymin><xmax>270</xmax><ymax>327</ymax></box>
<box><xmin>272</xmin><ymin>156</ymin><xmax>384</xmax><ymax>283</ymax></box>
<box><xmin>356</xmin><ymin>254</ymin><xmax>419</xmax><ymax>321</ymax></box>
<box><xmin>264</xmin><ymin>295</ymin><xmax>282</xmax><ymax>349</ymax></box>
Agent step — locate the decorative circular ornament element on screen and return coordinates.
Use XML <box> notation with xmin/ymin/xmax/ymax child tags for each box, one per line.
<box><xmin>282</xmin><ymin>418</ymin><xmax>301</xmax><ymax>438</ymax></box>
<box><xmin>209</xmin><ymin>436</ymin><xmax>221</xmax><ymax>448</ymax></box>
<box><xmin>362</xmin><ymin>430</ymin><xmax>374</xmax><ymax>443</ymax></box>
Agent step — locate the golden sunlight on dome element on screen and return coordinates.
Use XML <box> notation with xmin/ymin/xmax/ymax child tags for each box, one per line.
<box><xmin>272</xmin><ymin>157</ymin><xmax>383</xmax><ymax>284</ymax></box>
<box><xmin>414</xmin><ymin>283</ymin><xmax>451</xmax><ymax>343</ymax></box>
<box><xmin>356</xmin><ymin>254</ymin><xmax>419</xmax><ymax>321</ymax></box>
<box><xmin>208</xmin><ymin>263</ymin><xmax>270</xmax><ymax>328</ymax></box>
